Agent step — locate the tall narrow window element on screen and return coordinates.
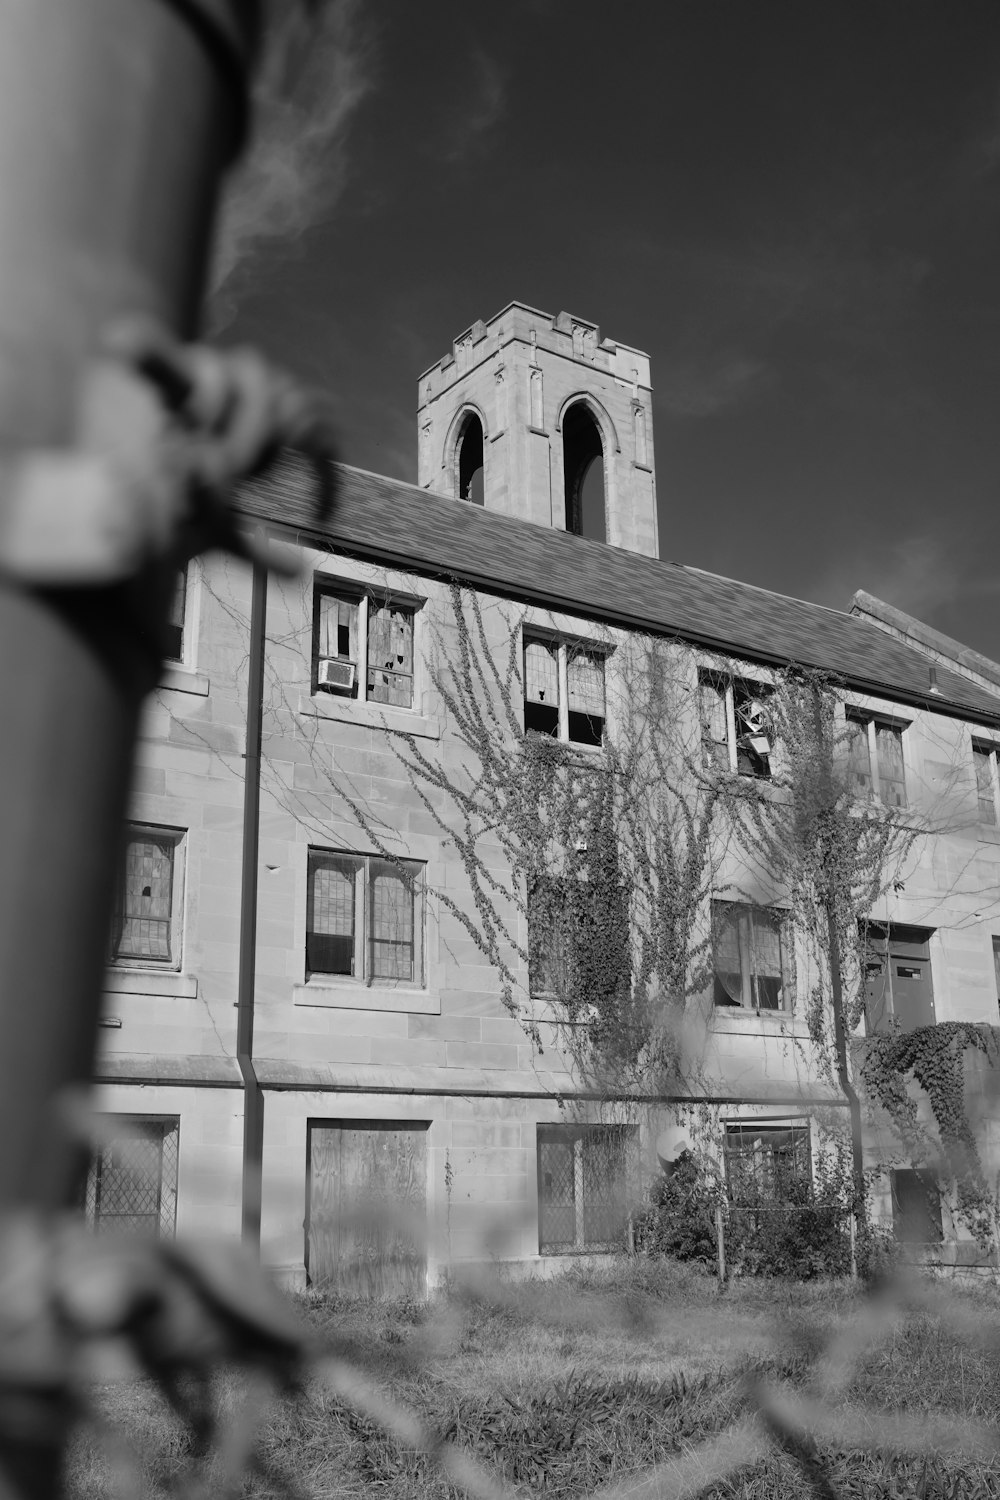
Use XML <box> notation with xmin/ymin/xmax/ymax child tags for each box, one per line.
<box><xmin>81</xmin><ymin>1117</ymin><xmax>179</xmax><ymax>1239</ymax></box>
<box><xmin>456</xmin><ymin>412</ymin><xmax>484</xmax><ymax>503</ymax></box>
<box><xmin>862</xmin><ymin>922</ymin><xmax>935</xmax><ymax>1034</ymax></box>
<box><xmin>537</xmin><ymin>1125</ymin><xmax>635</xmax><ymax>1253</ymax></box>
<box><xmin>973</xmin><ymin>743</ymin><xmax>999</xmax><ymax>826</ymax></box>
<box><xmin>890</xmin><ymin>1168</ymin><xmax>942</xmax><ymax>1244</ymax></box>
<box><xmin>712</xmin><ymin>901</ymin><xmax>792</xmax><ymax>1011</ymax></box>
<box><xmin>110</xmin><ymin>827</ymin><xmax>184</xmax><ymax>968</ymax></box>
<box><xmin>699</xmin><ymin>673</ymin><xmax>772</xmax><ymax>779</ymax></box>
<box><xmin>164</xmin><ymin>567</ymin><xmax>188</xmax><ymax>663</ymax></box>
<box><xmin>562</xmin><ymin>402</ymin><xmax>605</xmax><ymax>542</ymax></box>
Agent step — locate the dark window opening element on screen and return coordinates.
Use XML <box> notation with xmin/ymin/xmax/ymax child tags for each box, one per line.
<box><xmin>891</xmin><ymin>1168</ymin><xmax>943</xmax><ymax>1244</ymax></box>
<box><xmin>524</xmin><ymin>701</ymin><xmax>559</xmax><ymax>736</ymax></box>
<box><xmin>164</xmin><ymin>568</ymin><xmax>187</xmax><ymax>663</ymax></box>
<box><xmin>457</xmin><ymin>413</ymin><xmax>484</xmax><ymax>503</ymax></box>
<box><xmin>563</xmin><ymin>404</ymin><xmax>605</xmax><ymax>541</ymax></box>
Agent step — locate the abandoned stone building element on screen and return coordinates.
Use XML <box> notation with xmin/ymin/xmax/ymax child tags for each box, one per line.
<box><xmin>88</xmin><ymin>302</ymin><xmax>1000</xmax><ymax>1287</ymax></box>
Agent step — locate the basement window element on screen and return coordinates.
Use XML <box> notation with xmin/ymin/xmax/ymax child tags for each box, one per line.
<box><xmin>537</xmin><ymin>1124</ymin><xmax>636</xmax><ymax>1252</ymax></box>
<box><xmin>724</xmin><ymin>1123</ymin><xmax>811</xmax><ymax>1206</ymax></box>
<box><xmin>314</xmin><ymin>585</ymin><xmax>416</xmax><ymax>709</ymax></box>
<box><xmin>890</xmin><ymin>1168</ymin><xmax>943</xmax><ymax>1244</ymax></box>
<box><xmin>523</xmin><ymin>635</ymin><xmax>606</xmax><ymax>747</ymax></box>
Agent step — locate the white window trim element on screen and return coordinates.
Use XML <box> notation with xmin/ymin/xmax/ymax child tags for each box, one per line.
<box><xmin>972</xmin><ymin>739</ymin><xmax>1000</xmax><ymax>827</ymax></box>
<box><xmin>313</xmin><ymin>582</ymin><xmax>422</xmax><ymax>712</ymax></box>
<box><xmin>845</xmin><ymin>709</ymin><xmax>909</xmax><ymax>807</ymax></box>
<box><xmin>522</xmin><ymin>630</ymin><xmax>608</xmax><ymax>747</ymax></box>
<box><xmin>110</xmin><ymin>825</ymin><xmax>186</xmax><ymax>973</ymax></box>
<box><xmin>306</xmin><ymin>849</ymin><xmax>426</xmax><ymax>990</ymax></box>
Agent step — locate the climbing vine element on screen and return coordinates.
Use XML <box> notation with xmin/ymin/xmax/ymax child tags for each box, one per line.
<box><xmin>862</xmin><ymin>1021</ymin><xmax>1000</xmax><ymax>1245</ymax></box>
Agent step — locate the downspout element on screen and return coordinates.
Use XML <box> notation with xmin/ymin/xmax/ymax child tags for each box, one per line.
<box><xmin>237</xmin><ymin>535</ymin><xmax>267</xmax><ymax>1249</ymax></box>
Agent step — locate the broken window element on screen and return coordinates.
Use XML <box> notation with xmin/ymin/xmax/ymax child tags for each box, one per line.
<box><xmin>846</xmin><ymin>711</ymin><xmax>907</xmax><ymax>807</ymax></box>
<box><xmin>523</xmin><ymin>635</ymin><xmax>606</xmax><ymax>747</ymax></box>
<box><xmin>699</xmin><ymin>673</ymin><xmax>773</xmax><ymax>778</ymax></box>
<box><xmin>712</xmin><ymin>900</ymin><xmax>792</xmax><ymax>1011</ymax></box>
<box><xmin>164</xmin><ymin>566</ymin><xmax>188</xmax><ymax>663</ymax></box>
<box><xmin>314</xmin><ymin>585</ymin><xmax>416</xmax><ymax>709</ymax></box>
<box><xmin>110</xmin><ymin>826</ymin><xmax>184</xmax><ymax>968</ymax></box>
<box><xmin>456</xmin><ymin>411</ymin><xmax>484</xmax><ymax>503</ymax></box>
<box><xmin>562</xmin><ymin>402</ymin><xmax>605</xmax><ymax>542</ymax></box>
<box><xmin>307</xmin><ymin>850</ymin><xmax>425</xmax><ymax>986</ymax></box>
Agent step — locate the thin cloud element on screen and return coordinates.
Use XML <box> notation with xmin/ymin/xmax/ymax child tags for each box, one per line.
<box><xmin>442</xmin><ymin>51</ymin><xmax>507</xmax><ymax>164</ymax></box>
<box><xmin>809</xmin><ymin>534</ymin><xmax>1000</xmax><ymax>620</ymax></box>
<box><xmin>658</xmin><ymin>351</ymin><xmax>775</xmax><ymax>419</ymax></box>
<box><xmin>208</xmin><ymin>0</ymin><xmax>375</xmax><ymax>328</ymax></box>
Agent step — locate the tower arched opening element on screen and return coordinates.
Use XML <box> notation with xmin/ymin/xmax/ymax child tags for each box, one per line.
<box><xmin>562</xmin><ymin>402</ymin><xmax>605</xmax><ymax>541</ymax></box>
<box><xmin>456</xmin><ymin>412</ymin><xmax>485</xmax><ymax>504</ymax></box>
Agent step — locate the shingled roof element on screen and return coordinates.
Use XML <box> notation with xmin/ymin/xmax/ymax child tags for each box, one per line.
<box><xmin>239</xmin><ymin>453</ymin><xmax>1000</xmax><ymax>726</ymax></box>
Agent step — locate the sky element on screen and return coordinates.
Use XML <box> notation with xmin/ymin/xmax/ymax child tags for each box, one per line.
<box><xmin>214</xmin><ymin>0</ymin><xmax>1000</xmax><ymax>662</ymax></box>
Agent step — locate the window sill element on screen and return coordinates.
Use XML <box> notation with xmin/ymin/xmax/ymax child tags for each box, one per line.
<box><xmin>712</xmin><ymin>1007</ymin><xmax>808</xmax><ymax>1037</ymax></box>
<box><xmin>298</xmin><ymin>692</ymin><xmax>441</xmax><ymax>740</ymax></box>
<box><xmin>293</xmin><ymin>981</ymin><xmax>440</xmax><ymax>1014</ymax></box>
<box><xmin>104</xmin><ymin>969</ymin><xmax>198</xmax><ymax>999</ymax></box>
<box><xmin>159</xmin><ymin>664</ymin><xmax>210</xmax><ymax>697</ymax></box>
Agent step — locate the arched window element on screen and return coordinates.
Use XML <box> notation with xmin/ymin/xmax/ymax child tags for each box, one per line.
<box><xmin>562</xmin><ymin>402</ymin><xmax>605</xmax><ymax>541</ymax></box>
<box><xmin>455</xmin><ymin>412</ymin><xmax>484</xmax><ymax>504</ymax></box>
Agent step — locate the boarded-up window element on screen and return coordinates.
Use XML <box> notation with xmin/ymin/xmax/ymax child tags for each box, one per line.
<box><xmin>314</xmin><ymin>587</ymin><xmax>416</xmax><ymax>708</ymax></box>
<box><xmin>862</xmin><ymin>923</ymin><xmax>935</xmax><ymax>1034</ymax></box>
<box><xmin>111</xmin><ymin>828</ymin><xmax>181</xmax><ymax>966</ymax></box>
<box><xmin>712</xmin><ymin>901</ymin><xmax>792</xmax><ymax>1011</ymax></box>
<box><xmin>81</xmin><ymin>1116</ymin><xmax>179</xmax><ymax>1239</ymax></box>
<box><xmin>700</xmin><ymin>677</ymin><xmax>730</xmax><ymax>772</ymax></box>
<box><xmin>567</xmin><ymin>649</ymin><xmax>605</xmax><ymax>746</ymax></box>
<box><xmin>307</xmin><ymin>849</ymin><xmax>423</xmax><ymax>986</ymax></box>
<box><xmin>524</xmin><ymin>636</ymin><xmax>606</xmax><ymax>745</ymax></box>
<box><xmin>537</xmin><ymin>1124</ymin><xmax>635</xmax><ymax>1253</ymax></box>
<box><xmin>876</xmin><ymin>725</ymin><xmax>906</xmax><ymax>808</ymax></box>
<box><xmin>307</xmin><ymin>1121</ymin><xmax>428</xmax><ymax>1296</ymax></box>
<box><xmin>974</xmin><ymin>745</ymin><xmax>998</xmax><ymax>826</ymax></box>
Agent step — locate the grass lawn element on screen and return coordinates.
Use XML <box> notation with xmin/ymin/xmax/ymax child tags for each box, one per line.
<box><xmin>67</xmin><ymin>1258</ymin><xmax>1000</xmax><ymax>1499</ymax></box>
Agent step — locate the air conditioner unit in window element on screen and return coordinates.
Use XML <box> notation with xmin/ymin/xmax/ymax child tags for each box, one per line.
<box><xmin>318</xmin><ymin>658</ymin><xmax>356</xmax><ymax>691</ymax></box>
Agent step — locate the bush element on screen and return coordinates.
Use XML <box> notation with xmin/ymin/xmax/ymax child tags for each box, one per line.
<box><xmin>633</xmin><ymin>1150</ymin><xmax>719</xmax><ymax>1267</ymax></box>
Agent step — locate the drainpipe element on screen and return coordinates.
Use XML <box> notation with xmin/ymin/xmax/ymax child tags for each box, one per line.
<box><xmin>238</xmin><ymin>540</ymin><xmax>268</xmax><ymax>1249</ymax></box>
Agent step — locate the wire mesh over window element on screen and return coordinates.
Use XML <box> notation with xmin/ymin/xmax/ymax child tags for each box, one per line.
<box><xmin>537</xmin><ymin>1125</ymin><xmax>634</xmax><ymax>1253</ymax></box>
<box><xmin>82</xmin><ymin>1117</ymin><xmax>179</xmax><ymax>1239</ymax></box>
<box><xmin>307</xmin><ymin>853</ymin><xmax>359</xmax><ymax>975</ymax></box>
<box><xmin>111</xmin><ymin>830</ymin><xmax>178</xmax><ymax>964</ymax></box>
<box><xmin>724</xmin><ymin>1124</ymin><xmax>811</xmax><ymax>1207</ymax></box>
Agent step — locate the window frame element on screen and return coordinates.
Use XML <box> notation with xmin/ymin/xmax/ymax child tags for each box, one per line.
<box><xmin>164</xmin><ymin>566</ymin><xmax>188</xmax><ymax>665</ymax></box>
<box><xmin>845</xmin><ymin>709</ymin><xmax>908</xmax><ymax>808</ymax></box>
<box><xmin>537</xmin><ymin>1123</ymin><xmax>636</xmax><ymax>1254</ymax></box>
<box><xmin>109</xmin><ymin>825</ymin><xmax>185</xmax><ymax>971</ymax></box>
<box><xmin>711</xmin><ymin>899</ymin><xmax>793</xmax><ymax>1013</ymax></box>
<box><xmin>306</xmin><ymin>848</ymin><xmax>425</xmax><ymax>989</ymax></box>
<box><xmin>522</xmin><ymin>631</ymin><xmax>608</xmax><ymax>748</ymax></box>
<box><xmin>723</xmin><ymin>1122</ymin><xmax>812</xmax><ymax>1207</ymax></box>
<box><xmin>699</xmin><ymin>671</ymin><xmax>774</xmax><ymax>779</ymax></box>
<box><xmin>972</xmin><ymin>740</ymin><xmax>1000</xmax><ymax>827</ymax></box>
<box><xmin>312</xmin><ymin>582</ymin><xmax>420</xmax><ymax>712</ymax></box>
<box><xmin>81</xmin><ymin>1115</ymin><xmax>180</xmax><ymax>1240</ymax></box>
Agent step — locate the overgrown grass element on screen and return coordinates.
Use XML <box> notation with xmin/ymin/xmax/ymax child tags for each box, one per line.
<box><xmin>67</xmin><ymin>1259</ymin><xmax>1000</xmax><ymax>1499</ymax></box>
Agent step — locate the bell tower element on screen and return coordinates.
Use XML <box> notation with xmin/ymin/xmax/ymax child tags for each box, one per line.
<box><xmin>416</xmin><ymin>303</ymin><xmax>659</xmax><ymax>559</ymax></box>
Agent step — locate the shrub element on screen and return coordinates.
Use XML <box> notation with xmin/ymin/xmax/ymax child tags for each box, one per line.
<box><xmin>633</xmin><ymin>1150</ymin><xmax>719</xmax><ymax>1267</ymax></box>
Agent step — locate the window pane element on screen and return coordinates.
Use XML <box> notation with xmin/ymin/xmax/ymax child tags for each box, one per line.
<box><xmin>82</xmin><ymin>1118</ymin><xmax>179</xmax><ymax>1239</ymax></box>
<box><xmin>524</xmin><ymin>639</ymin><xmax>559</xmax><ymax>705</ymax></box>
<box><xmin>701</xmin><ymin>679</ymin><xmax>730</xmax><ymax>770</ymax></box>
<box><xmin>712</xmin><ymin>902</ymin><xmax>744</xmax><ymax>1006</ymax></box>
<box><xmin>567</xmin><ymin>651</ymin><xmax>605</xmax><ymax>716</ymax></box>
<box><xmin>749</xmin><ymin>909</ymin><xmax>784</xmax><ymax>1010</ymax></box>
<box><xmin>847</xmin><ymin>718</ymin><xmax>874</xmax><ymax>798</ymax></box>
<box><xmin>975</xmin><ymin>747</ymin><xmax>997</xmax><ymax>825</ymax></box>
<box><xmin>875</xmin><ymin>725</ymin><xmax>906</xmax><ymax>808</ymax></box>
<box><xmin>308</xmin><ymin>854</ymin><xmax>358</xmax><ymax>975</ymax></box>
<box><xmin>368</xmin><ymin>603</ymin><xmax>413</xmax><ymax>707</ymax></box>
<box><xmin>734</xmin><ymin>688</ymin><xmax>771</xmax><ymax>778</ymax></box>
<box><xmin>369</xmin><ymin>859</ymin><xmax>415</xmax><ymax>980</ymax></box>
<box><xmin>317</xmin><ymin>593</ymin><xmax>359</xmax><ymax>661</ymax></box>
<box><xmin>115</xmin><ymin>834</ymin><xmax>174</xmax><ymax>962</ymax></box>
<box><xmin>538</xmin><ymin>1130</ymin><xmax>576</xmax><ymax>1250</ymax></box>
<box><xmin>529</xmin><ymin>876</ymin><xmax>569</xmax><ymax>995</ymax></box>
<box><xmin>164</xmin><ymin>568</ymin><xmax>186</xmax><ymax>663</ymax></box>
<box><xmin>725</xmin><ymin>1124</ymin><xmax>810</xmax><ymax>1205</ymax></box>
<box><xmin>581</xmin><ymin>1128</ymin><xmax>630</xmax><ymax>1247</ymax></box>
